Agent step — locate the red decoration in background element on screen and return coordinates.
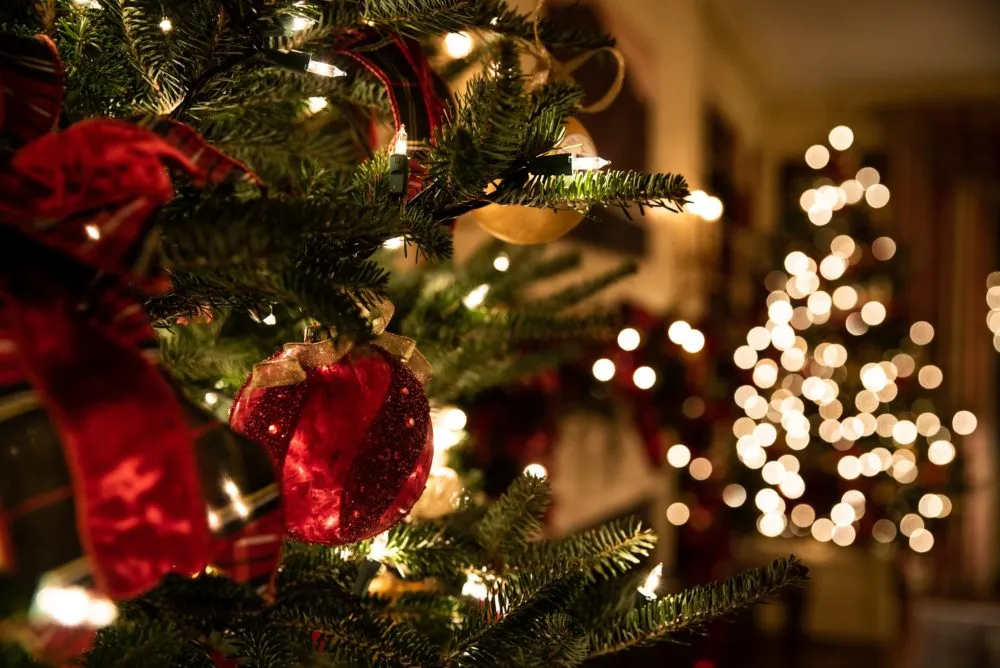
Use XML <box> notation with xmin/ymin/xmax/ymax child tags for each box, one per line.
<box><xmin>231</xmin><ymin>346</ymin><xmax>432</xmax><ymax>545</ymax></box>
<box><xmin>0</xmin><ymin>34</ymin><xmax>281</xmax><ymax>627</ymax></box>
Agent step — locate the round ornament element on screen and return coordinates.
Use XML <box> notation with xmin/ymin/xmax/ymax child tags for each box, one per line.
<box><xmin>473</xmin><ymin>117</ymin><xmax>597</xmax><ymax>245</ymax></box>
<box><xmin>231</xmin><ymin>344</ymin><xmax>433</xmax><ymax>545</ymax></box>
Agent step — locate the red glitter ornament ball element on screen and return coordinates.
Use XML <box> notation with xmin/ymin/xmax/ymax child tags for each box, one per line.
<box><xmin>230</xmin><ymin>345</ymin><xmax>432</xmax><ymax>545</ymax></box>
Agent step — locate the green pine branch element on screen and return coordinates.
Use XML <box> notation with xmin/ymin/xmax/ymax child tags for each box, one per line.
<box><xmin>587</xmin><ymin>556</ymin><xmax>809</xmax><ymax>658</ymax></box>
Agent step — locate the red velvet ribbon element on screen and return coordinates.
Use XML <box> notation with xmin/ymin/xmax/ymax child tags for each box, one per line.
<box><xmin>0</xmin><ymin>119</ymin><xmax>255</xmax><ymax>598</ymax></box>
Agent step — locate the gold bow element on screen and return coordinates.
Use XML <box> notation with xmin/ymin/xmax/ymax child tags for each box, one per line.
<box><xmin>522</xmin><ymin>0</ymin><xmax>626</xmax><ymax>114</ymax></box>
<box><xmin>249</xmin><ymin>300</ymin><xmax>432</xmax><ymax>389</ymax></box>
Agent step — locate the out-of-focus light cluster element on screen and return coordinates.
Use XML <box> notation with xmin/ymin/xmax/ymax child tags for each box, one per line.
<box><xmin>987</xmin><ymin>272</ymin><xmax>1000</xmax><ymax>351</ymax></box>
<box><xmin>684</xmin><ymin>190</ymin><xmax>725</xmax><ymax>222</ymax></box>
<box><xmin>800</xmin><ymin>127</ymin><xmax>890</xmax><ymax>226</ymax></box>
<box><xmin>32</xmin><ymin>584</ymin><xmax>118</xmax><ymax>628</ymax></box>
<box><xmin>728</xmin><ymin>134</ymin><xmax>967</xmax><ymax>550</ymax></box>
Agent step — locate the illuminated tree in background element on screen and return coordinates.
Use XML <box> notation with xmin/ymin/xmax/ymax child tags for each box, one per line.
<box><xmin>725</xmin><ymin>126</ymin><xmax>973</xmax><ymax>553</ymax></box>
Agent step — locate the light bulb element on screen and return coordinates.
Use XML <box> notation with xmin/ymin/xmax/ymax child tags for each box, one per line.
<box><xmin>493</xmin><ymin>253</ymin><xmax>510</xmax><ymax>272</ymax></box>
<box><xmin>307</xmin><ymin>58</ymin><xmax>347</xmax><ymax>78</ymax></box>
<box><xmin>383</xmin><ymin>236</ymin><xmax>405</xmax><ymax>250</ymax></box>
<box><xmin>571</xmin><ymin>156</ymin><xmax>611</xmax><ymax>171</ymax></box>
<box><xmin>307</xmin><ymin>96</ymin><xmax>328</xmax><ymax>113</ymax></box>
<box><xmin>84</xmin><ymin>224</ymin><xmax>101</xmax><ymax>240</ymax></box>
<box><xmin>462</xmin><ymin>284</ymin><xmax>490</xmax><ymax>308</ymax></box>
<box><xmin>617</xmin><ymin>327</ymin><xmax>641</xmax><ymax>351</ymax></box>
<box><xmin>637</xmin><ymin>563</ymin><xmax>663</xmax><ymax>600</ymax></box>
<box><xmin>159</xmin><ymin>17</ymin><xmax>173</xmax><ymax>32</ymax></box>
<box><xmin>444</xmin><ymin>31</ymin><xmax>474</xmax><ymax>59</ymax></box>
<box><xmin>291</xmin><ymin>16</ymin><xmax>314</xmax><ymax>31</ymax></box>
<box><xmin>368</xmin><ymin>532</ymin><xmax>389</xmax><ymax>562</ymax></box>
<box><xmin>523</xmin><ymin>463</ymin><xmax>548</xmax><ymax>478</ymax></box>
<box><xmin>392</xmin><ymin>124</ymin><xmax>408</xmax><ymax>156</ymax></box>
<box><xmin>592</xmin><ymin>358</ymin><xmax>615</xmax><ymax>382</ymax></box>
<box><xmin>462</xmin><ymin>572</ymin><xmax>489</xmax><ymax>600</ymax></box>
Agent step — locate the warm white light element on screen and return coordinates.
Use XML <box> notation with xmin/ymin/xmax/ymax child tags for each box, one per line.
<box><xmin>592</xmin><ymin>358</ymin><xmax>615</xmax><ymax>382</ymax></box>
<box><xmin>723</xmin><ymin>484</ymin><xmax>747</xmax><ymax>508</ymax></box>
<box><xmin>700</xmin><ymin>196</ymin><xmax>724</xmax><ymax>222</ymax></box>
<box><xmin>808</xmin><ymin>206</ymin><xmax>832</xmax><ymax>226</ymax></box>
<box><xmin>383</xmin><ymin>236</ymin><xmax>405</xmax><ymax>250</ymax></box>
<box><xmin>307</xmin><ymin>58</ymin><xmax>347</xmax><ymax>78</ymax></box>
<box><xmin>367</xmin><ymin>532</ymin><xmax>390</xmax><ymax>562</ymax></box>
<box><xmin>909</xmin><ymin>528</ymin><xmax>934</xmax><ymax>553</ymax></box>
<box><xmin>668</xmin><ymin>321</ymin><xmax>691</xmax><ymax>344</ymax></box>
<box><xmin>837</xmin><ymin>456</ymin><xmax>861</xmax><ymax>480</ymax></box>
<box><xmin>84</xmin><ymin>224</ymin><xmax>101</xmax><ymax>240</ymax></box>
<box><xmin>444</xmin><ymin>31</ymin><xmax>474</xmax><ymax>59</ymax></box>
<box><xmin>805</xmin><ymin>144</ymin><xmax>830</xmax><ymax>169</ymax></box>
<box><xmin>523</xmin><ymin>463</ymin><xmax>548</xmax><ymax>478</ymax></box>
<box><xmin>812</xmin><ymin>518</ymin><xmax>835</xmax><ymax>542</ymax></box>
<box><xmin>918</xmin><ymin>494</ymin><xmax>944</xmax><ymax>518</ymax></box>
<box><xmin>918</xmin><ymin>365</ymin><xmax>943</xmax><ymax>389</ymax></box>
<box><xmin>462</xmin><ymin>572</ymin><xmax>488</xmax><ymax>600</ymax></box>
<box><xmin>682</xmin><ymin>329</ymin><xmax>706</xmax><ymax>353</ymax></box>
<box><xmin>865</xmin><ymin>184</ymin><xmax>891</xmax><ymax>208</ymax></box>
<box><xmin>742</xmin><ymin>445</ymin><xmax>767</xmax><ymax>469</ymax></box>
<box><xmin>305</xmin><ymin>96</ymin><xmax>329</xmax><ymax>114</ymax></box>
<box><xmin>571</xmin><ymin>156</ymin><xmax>612</xmax><ymax>172</ymax></box>
<box><xmin>791</xmin><ymin>504</ymin><xmax>816</xmax><ymax>528</ymax></box>
<box><xmin>262</xmin><ymin>312</ymin><xmax>277</xmax><ymax>326</ymax></box>
<box><xmin>819</xmin><ymin>255</ymin><xmax>847</xmax><ymax>280</ymax></box>
<box><xmin>203</xmin><ymin>391</ymin><xmax>219</xmax><ymax>406</ymax></box>
<box><xmin>633</xmin><ymin>366</ymin><xmax>657</xmax><ymax>389</ymax></box>
<box><xmin>618</xmin><ymin>328</ymin><xmax>641</xmax><ymax>351</ymax></box>
<box><xmin>86</xmin><ymin>598</ymin><xmax>119</xmax><ymax>627</ymax></box>
<box><xmin>828</xmin><ymin>125</ymin><xmax>854</xmax><ymax>151</ymax></box>
<box><xmin>734</xmin><ymin>345</ymin><xmax>758</xmax><ymax>370</ymax></box>
<box><xmin>34</xmin><ymin>586</ymin><xmax>91</xmax><ymax>627</ymax></box>
<box><xmin>493</xmin><ymin>253</ymin><xmax>510</xmax><ymax>272</ymax></box>
<box><xmin>762</xmin><ymin>461</ymin><xmax>787</xmax><ymax>485</ymax></box>
<box><xmin>832</xmin><ymin>525</ymin><xmax>856</xmax><ymax>547</ymax></box>
<box><xmin>872</xmin><ymin>236</ymin><xmax>897</xmax><ymax>261</ymax></box>
<box><xmin>861</xmin><ymin>302</ymin><xmax>887</xmax><ymax>326</ymax></box>
<box><xmin>783</xmin><ymin>251</ymin><xmax>810</xmax><ymax>276</ymax></box>
<box><xmin>840</xmin><ymin>179</ymin><xmax>864</xmax><ymax>204</ymax></box>
<box><xmin>856</xmin><ymin>167</ymin><xmax>881</xmax><ymax>189</ymax></box>
<box><xmin>952</xmin><ymin>410</ymin><xmax>978</xmax><ymax>435</ymax></box>
<box><xmin>755</xmin><ymin>488</ymin><xmax>782</xmax><ymax>513</ymax></box>
<box><xmin>291</xmin><ymin>16</ymin><xmax>314</xmax><ymax>31</ymax></box>
<box><xmin>747</xmin><ymin>326</ymin><xmax>771</xmax><ymax>351</ymax></box>
<box><xmin>831</xmin><ymin>502</ymin><xmax>855</xmax><ymax>526</ymax></box>
<box><xmin>872</xmin><ymin>519</ymin><xmax>897</xmax><ymax>543</ymax></box>
<box><xmin>928</xmin><ymin>440</ymin><xmax>956</xmax><ymax>465</ymax></box>
<box><xmin>637</xmin><ymin>563</ymin><xmax>663</xmax><ymax>600</ymax></box>
<box><xmin>892</xmin><ymin>420</ymin><xmax>918</xmax><ymax>445</ymax></box>
<box><xmin>159</xmin><ymin>16</ymin><xmax>173</xmax><ymax>32</ymax></box>
<box><xmin>833</xmin><ymin>286</ymin><xmax>858</xmax><ymax>310</ymax></box>
<box><xmin>909</xmin><ymin>321</ymin><xmax>934</xmax><ymax>345</ymax></box>
<box><xmin>758</xmin><ymin>512</ymin><xmax>786</xmax><ymax>538</ymax></box>
<box><xmin>689</xmin><ymin>457</ymin><xmax>713</xmax><ymax>480</ymax></box>
<box><xmin>666</xmin><ymin>444</ymin><xmax>691</xmax><ymax>468</ymax></box>
<box><xmin>462</xmin><ymin>284</ymin><xmax>490</xmax><ymax>308</ymax></box>
<box><xmin>666</xmin><ymin>502</ymin><xmax>690</xmax><ymax>526</ymax></box>
<box><xmin>900</xmin><ymin>513</ymin><xmax>924</xmax><ymax>537</ymax></box>
<box><xmin>441</xmin><ymin>407</ymin><xmax>467</xmax><ymax>432</ymax></box>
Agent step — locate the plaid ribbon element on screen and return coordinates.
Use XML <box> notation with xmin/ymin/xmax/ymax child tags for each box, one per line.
<box><xmin>0</xmin><ymin>35</ymin><xmax>281</xmax><ymax>601</ymax></box>
<box><xmin>335</xmin><ymin>32</ymin><xmax>449</xmax><ymax>143</ymax></box>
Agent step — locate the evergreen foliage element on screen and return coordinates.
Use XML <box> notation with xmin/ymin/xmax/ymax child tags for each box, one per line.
<box><xmin>0</xmin><ymin>1</ymin><xmax>806</xmax><ymax>665</ymax></box>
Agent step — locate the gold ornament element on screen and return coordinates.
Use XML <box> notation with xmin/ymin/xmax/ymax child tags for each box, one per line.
<box><xmin>472</xmin><ymin>117</ymin><xmax>597</xmax><ymax>245</ymax></box>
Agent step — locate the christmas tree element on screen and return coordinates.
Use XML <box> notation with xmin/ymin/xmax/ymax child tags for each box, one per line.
<box><xmin>0</xmin><ymin>1</ymin><xmax>805</xmax><ymax>665</ymax></box>
<box><xmin>723</xmin><ymin>126</ymin><xmax>970</xmax><ymax>552</ymax></box>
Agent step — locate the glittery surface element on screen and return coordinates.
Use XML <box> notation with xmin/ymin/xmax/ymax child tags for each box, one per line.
<box><xmin>230</xmin><ymin>345</ymin><xmax>431</xmax><ymax>545</ymax></box>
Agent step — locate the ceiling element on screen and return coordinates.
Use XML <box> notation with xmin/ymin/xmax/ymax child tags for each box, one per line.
<box><xmin>706</xmin><ymin>0</ymin><xmax>1000</xmax><ymax>101</ymax></box>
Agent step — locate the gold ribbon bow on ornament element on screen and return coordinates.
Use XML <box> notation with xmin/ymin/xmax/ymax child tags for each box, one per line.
<box><xmin>248</xmin><ymin>301</ymin><xmax>432</xmax><ymax>389</ymax></box>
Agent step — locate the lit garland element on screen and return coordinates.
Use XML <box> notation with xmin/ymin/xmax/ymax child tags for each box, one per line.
<box><xmin>728</xmin><ymin>126</ymin><xmax>970</xmax><ymax>552</ymax></box>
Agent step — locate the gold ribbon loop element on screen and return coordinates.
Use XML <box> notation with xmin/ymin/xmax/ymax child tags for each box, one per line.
<box><xmin>248</xmin><ymin>299</ymin><xmax>431</xmax><ymax>388</ymax></box>
<box><xmin>525</xmin><ymin>0</ymin><xmax>625</xmax><ymax>113</ymax></box>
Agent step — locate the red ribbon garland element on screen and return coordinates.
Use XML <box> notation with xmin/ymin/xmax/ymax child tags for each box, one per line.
<box><xmin>0</xmin><ymin>114</ymin><xmax>261</xmax><ymax>598</ymax></box>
